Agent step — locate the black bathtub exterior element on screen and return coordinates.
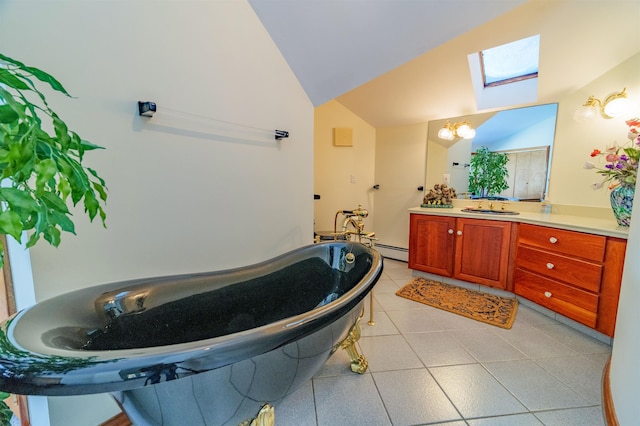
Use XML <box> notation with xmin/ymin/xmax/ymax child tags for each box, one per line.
<box><xmin>0</xmin><ymin>242</ymin><xmax>383</xmax><ymax>397</ymax></box>
<box><xmin>115</xmin><ymin>301</ymin><xmax>367</xmax><ymax>425</ymax></box>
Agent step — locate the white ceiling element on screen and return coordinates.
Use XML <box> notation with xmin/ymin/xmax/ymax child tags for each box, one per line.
<box><xmin>250</xmin><ymin>0</ymin><xmax>640</xmax><ymax>128</ymax></box>
<box><xmin>249</xmin><ymin>0</ymin><xmax>526</xmax><ymax>107</ymax></box>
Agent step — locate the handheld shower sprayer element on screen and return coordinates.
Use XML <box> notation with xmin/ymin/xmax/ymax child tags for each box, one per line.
<box><xmin>339</xmin><ymin>207</ymin><xmax>368</xmax><ymax>218</ymax></box>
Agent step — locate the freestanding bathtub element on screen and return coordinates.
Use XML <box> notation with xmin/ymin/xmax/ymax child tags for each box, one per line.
<box><xmin>0</xmin><ymin>241</ymin><xmax>383</xmax><ymax>425</ymax></box>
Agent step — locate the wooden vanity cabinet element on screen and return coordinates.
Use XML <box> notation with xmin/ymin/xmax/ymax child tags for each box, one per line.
<box><xmin>409</xmin><ymin>214</ymin><xmax>514</xmax><ymax>290</ymax></box>
<box><xmin>409</xmin><ymin>214</ymin><xmax>626</xmax><ymax>337</ymax></box>
<box><xmin>514</xmin><ymin>223</ymin><xmax>626</xmax><ymax>337</ymax></box>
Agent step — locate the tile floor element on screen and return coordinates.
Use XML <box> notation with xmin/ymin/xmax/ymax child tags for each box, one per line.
<box><xmin>275</xmin><ymin>258</ymin><xmax>612</xmax><ymax>426</ymax></box>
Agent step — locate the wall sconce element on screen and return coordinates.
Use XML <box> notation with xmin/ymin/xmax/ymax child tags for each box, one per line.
<box><xmin>438</xmin><ymin>121</ymin><xmax>476</xmax><ymax>141</ymax></box>
<box><xmin>574</xmin><ymin>88</ymin><xmax>632</xmax><ymax>121</ymax></box>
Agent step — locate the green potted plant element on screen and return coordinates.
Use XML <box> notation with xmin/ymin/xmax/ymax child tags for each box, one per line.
<box><xmin>468</xmin><ymin>146</ymin><xmax>509</xmax><ymax>198</ymax></box>
<box><xmin>0</xmin><ymin>53</ymin><xmax>107</xmax><ymax>269</ymax></box>
<box><xmin>0</xmin><ymin>52</ymin><xmax>108</xmax><ymax>424</ymax></box>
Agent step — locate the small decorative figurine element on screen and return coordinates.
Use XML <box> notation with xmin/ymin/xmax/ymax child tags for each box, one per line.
<box><xmin>422</xmin><ymin>183</ymin><xmax>456</xmax><ymax>208</ymax></box>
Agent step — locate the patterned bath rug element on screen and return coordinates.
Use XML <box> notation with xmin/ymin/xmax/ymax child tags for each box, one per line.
<box><xmin>396</xmin><ymin>277</ymin><xmax>518</xmax><ymax>329</ymax></box>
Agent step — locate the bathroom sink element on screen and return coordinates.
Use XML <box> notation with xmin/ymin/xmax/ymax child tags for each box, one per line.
<box><xmin>461</xmin><ymin>208</ymin><xmax>520</xmax><ymax>215</ymax></box>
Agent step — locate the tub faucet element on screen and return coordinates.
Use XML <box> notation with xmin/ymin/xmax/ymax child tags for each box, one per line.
<box><xmin>334</xmin><ymin>204</ymin><xmax>369</xmax><ymax>240</ymax></box>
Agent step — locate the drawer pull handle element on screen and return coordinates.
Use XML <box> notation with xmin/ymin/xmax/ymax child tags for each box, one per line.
<box><xmin>544</xmin><ymin>291</ymin><xmax>552</xmax><ymax>298</ymax></box>
<box><xmin>549</xmin><ymin>237</ymin><xmax>558</xmax><ymax>244</ymax></box>
<box><xmin>448</xmin><ymin>229</ymin><xmax>454</xmax><ymax>234</ymax></box>
<box><xmin>546</xmin><ymin>263</ymin><xmax>555</xmax><ymax>269</ymax></box>
<box><xmin>456</xmin><ymin>230</ymin><xmax>462</xmax><ymax>236</ymax></box>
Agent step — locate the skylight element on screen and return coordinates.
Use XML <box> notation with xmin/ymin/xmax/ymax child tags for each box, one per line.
<box><xmin>480</xmin><ymin>35</ymin><xmax>540</xmax><ymax>87</ymax></box>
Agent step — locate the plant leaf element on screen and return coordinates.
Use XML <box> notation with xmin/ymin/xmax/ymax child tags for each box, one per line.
<box><xmin>83</xmin><ymin>190</ymin><xmax>99</xmax><ymax>221</ymax></box>
<box><xmin>43</xmin><ymin>225</ymin><xmax>61</xmax><ymax>246</ymax></box>
<box><xmin>0</xmin><ymin>187</ymin><xmax>38</xmax><ymax>211</ymax></box>
<box><xmin>50</xmin><ymin>210</ymin><xmax>75</xmax><ymax>234</ymax></box>
<box><xmin>0</xmin><ymin>105</ymin><xmax>20</xmax><ymax>123</ymax></box>
<box><xmin>79</xmin><ymin>139</ymin><xmax>104</xmax><ymax>151</ymax></box>
<box><xmin>0</xmin><ymin>68</ymin><xmax>30</xmax><ymax>90</ymax></box>
<box><xmin>92</xmin><ymin>182</ymin><xmax>108</xmax><ymax>202</ymax></box>
<box><xmin>35</xmin><ymin>158</ymin><xmax>58</xmax><ymax>194</ymax></box>
<box><xmin>0</xmin><ymin>211</ymin><xmax>23</xmax><ymax>241</ymax></box>
<box><xmin>41</xmin><ymin>191</ymin><xmax>69</xmax><ymax>214</ymax></box>
<box><xmin>0</xmin><ymin>52</ymin><xmax>71</xmax><ymax>96</ymax></box>
<box><xmin>57</xmin><ymin>177</ymin><xmax>72</xmax><ymax>200</ymax></box>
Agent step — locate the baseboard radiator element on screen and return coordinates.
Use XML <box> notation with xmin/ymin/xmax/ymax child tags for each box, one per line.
<box><xmin>373</xmin><ymin>244</ymin><xmax>408</xmax><ymax>262</ymax></box>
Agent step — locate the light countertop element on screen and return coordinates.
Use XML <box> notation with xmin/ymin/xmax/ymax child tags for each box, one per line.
<box><xmin>408</xmin><ymin>204</ymin><xmax>629</xmax><ymax>239</ymax></box>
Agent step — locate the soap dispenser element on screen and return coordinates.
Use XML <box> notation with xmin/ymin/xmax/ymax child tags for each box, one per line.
<box><xmin>540</xmin><ymin>197</ymin><xmax>552</xmax><ymax>214</ymax></box>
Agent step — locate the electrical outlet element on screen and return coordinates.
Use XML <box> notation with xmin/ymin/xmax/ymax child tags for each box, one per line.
<box><xmin>351</xmin><ymin>175</ymin><xmax>357</xmax><ymax>184</ymax></box>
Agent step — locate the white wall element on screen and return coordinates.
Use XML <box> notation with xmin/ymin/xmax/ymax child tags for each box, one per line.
<box><xmin>313</xmin><ymin>100</ymin><xmax>376</xmax><ymax>233</ymax></box>
<box><xmin>549</xmin><ymin>53</ymin><xmax>640</xmax><ymax>207</ymax></box>
<box><xmin>374</xmin><ymin>123</ymin><xmax>428</xmax><ymax>249</ymax></box>
<box><xmin>0</xmin><ymin>1</ymin><xmax>313</xmax><ymax>424</ymax></box>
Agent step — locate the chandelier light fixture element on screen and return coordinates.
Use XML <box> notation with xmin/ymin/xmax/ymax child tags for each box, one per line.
<box><xmin>574</xmin><ymin>88</ymin><xmax>632</xmax><ymax>121</ymax></box>
<box><xmin>437</xmin><ymin>121</ymin><xmax>476</xmax><ymax>141</ymax></box>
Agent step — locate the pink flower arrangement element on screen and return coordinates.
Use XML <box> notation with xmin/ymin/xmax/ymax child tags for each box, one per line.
<box><xmin>585</xmin><ymin>118</ymin><xmax>640</xmax><ymax>190</ymax></box>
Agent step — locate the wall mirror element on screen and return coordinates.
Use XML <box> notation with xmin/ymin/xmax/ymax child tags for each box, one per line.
<box><xmin>425</xmin><ymin>103</ymin><xmax>558</xmax><ymax>202</ymax></box>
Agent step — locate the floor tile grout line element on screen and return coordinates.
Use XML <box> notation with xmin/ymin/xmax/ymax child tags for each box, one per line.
<box><xmin>310</xmin><ymin>377</ymin><xmax>319</xmax><ymax>426</ymax></box>
<box><xmin>528</xmin><ymin>356</ymin><xmax>604</xmax><ymax>405</ymax></box>
<box><xmin>367</xmin><ymin>370</ymin><xmax>400</xmax><ymax>426</ymax></box>
<box><xmin>529</xmin><ymin>321</ymin><xmax>613</xmax><ymax>354</ymax></box>
<box><xmin>474</xmin><ymin>359</ymin><xmax>546</xmax><ymax>418</ymax></box>
<box><xmin>478</xmin><ymin>358</ymin><xmax>595</xmax><ymax>414</ymax></box>
<box><xmin>487</xmin><ymin>321</ymin><xmax>576</xmax><ymax>361</ymax></box>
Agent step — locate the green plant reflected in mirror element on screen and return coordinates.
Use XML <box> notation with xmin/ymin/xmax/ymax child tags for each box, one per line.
<box><xmin>469</xmin><ymin>147</ymin><xmax>509</xmax><ymax>198</ymax></box>
<box><xmin>426</xmin><ymin>103</ymin><xmax>558</xmax><ymax>201</ymax></box>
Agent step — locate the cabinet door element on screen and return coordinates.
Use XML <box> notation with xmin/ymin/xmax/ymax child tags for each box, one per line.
<box><xmin>409</xmin><ymin>214</ymin><xmax>456</xmax><ymax>276</ymax></box>
<box><xmin>454</xmin><ymin>218</ymin><xmax>512</xmax><ymax>289</ymax></box>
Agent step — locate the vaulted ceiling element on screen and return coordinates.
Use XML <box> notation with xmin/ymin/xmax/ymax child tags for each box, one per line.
<box><xmin>250</xmin><ymin>0</ymin><xmax>640</xmax><ymax>128</ymax></box>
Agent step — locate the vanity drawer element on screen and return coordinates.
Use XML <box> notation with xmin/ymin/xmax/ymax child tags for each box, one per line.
<box><xmin>515</xmin><ymin>245</ymin><xmax>603</xmax><ymax>293</ymax></box>
<box><xmin>518</xmin><ymin>224</ymin><xmax>606</xmax><ymax>262</ymax></box>
<box><xmin>514</xmin><ymin>269</ymin><xmax>598</xmax><ymax>327</ymax></box>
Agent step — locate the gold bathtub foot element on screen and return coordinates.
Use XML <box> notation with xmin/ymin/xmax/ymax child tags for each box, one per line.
<box><xmin>335</xmin><ymin>317</ymin><xmax>368</xmax><ymax>374</ymax></box>
<box><xmin>238</xmin><ymin>403</ymin><xmax>274</xmax><ymax>426</ymax></box>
